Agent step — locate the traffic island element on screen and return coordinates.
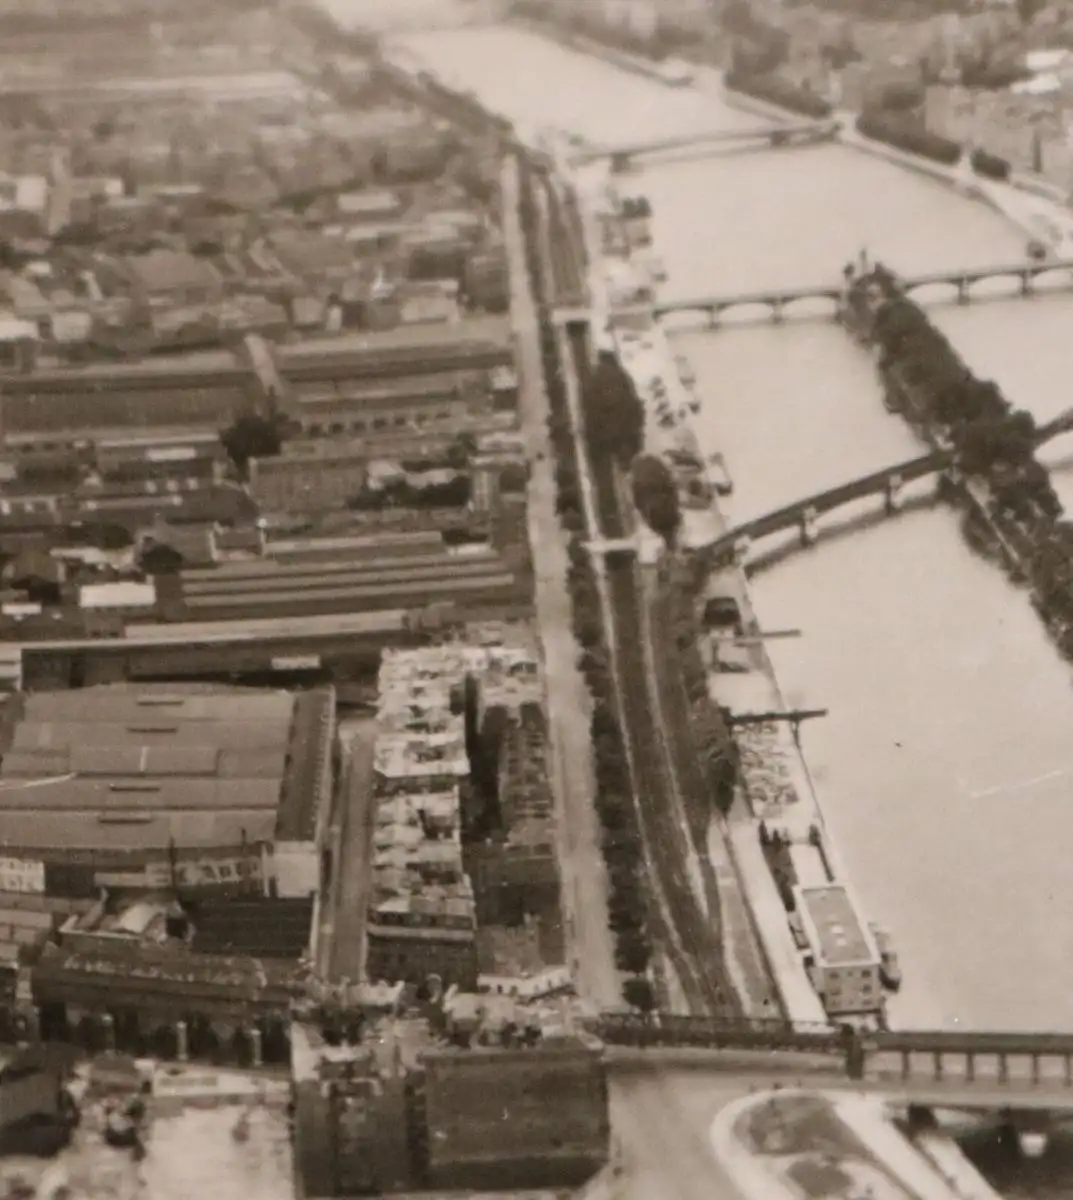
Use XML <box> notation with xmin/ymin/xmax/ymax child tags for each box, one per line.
<box><xmin>711</xmin><ymin>1089</ymin><xmax>988</xmax><ymax>1200</ymax></box>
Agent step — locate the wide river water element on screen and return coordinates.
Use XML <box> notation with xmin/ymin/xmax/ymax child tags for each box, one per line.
<box><xmin>336</xmin><ymin>17</ymin><xmax>1073</xmax><ymax>1192</ymax></box>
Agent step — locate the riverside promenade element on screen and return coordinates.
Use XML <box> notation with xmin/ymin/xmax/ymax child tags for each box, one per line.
<box><xmin>571</xmin><ymin>158</ymin><xmax>846</xmax><ymax>1033</ymax></box>
<box><xmin>566</xmin><ymin>126</ymin><xmax>1005</xmax><ymax>1200</ymax></box>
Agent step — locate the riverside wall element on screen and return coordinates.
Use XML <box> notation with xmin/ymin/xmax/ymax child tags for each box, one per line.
<box><xmin>573</xmin><ymin>171</ymin><xmax>857</xmax><ymax>1033</ymax></box>
<box><xmin>509</xmin><ymin>14</ymin><xmax>1062</xmax><ymax>248</ymax></box>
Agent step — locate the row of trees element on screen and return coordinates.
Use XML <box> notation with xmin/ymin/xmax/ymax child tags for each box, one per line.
<box><xmin>663</xmin><ymin>557</ymin><xmax>739</xmax><ymax>819</ymax></box>
<box><xmin>858</xmin><ymin>268</ymin><xmax>1073</xmax><ymax>655</ymax></box>
<box><xmin>724</xmin><ymin>68</ymin><xmax>833</xmax><ymax>120</ymax></box>
<box><xmin>578</xmin><ymin>353</ymin><xmax>686</xmax><ymax>546</ymax></box>
<box><xmin>858</xmin><ymin>91</ymin><xmax>1013</xmax><ymax>182</ymax></box>
<box><xmin>970</xmin><ymin>147</ymin><xmax>1011</xmax><ymax>182</ymax></box>
<box><xmin>585</xmin><ymin>354</ymin><xmax>645</xmax><ymax>469</ymax></box>
<box><xmin>513</xmin><ymin>0</ymin><xmax>697</xmax><ymax>65</ymax></box>
<box><xmin>518</xmin><ymin>166</ymin><xmax>655</xmax><ymax>1014</ymax></box>
<box><xmin>855</xmin><ymin>111</ymin><xmax>961</xmax><ymax>166</ymax></box>
<box><xmin>632</xmin><ymin>454</ymin><xmax>682</xmax><ymax>546</ymax></box>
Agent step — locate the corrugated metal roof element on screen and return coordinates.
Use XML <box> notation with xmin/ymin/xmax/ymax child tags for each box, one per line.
<box><xmin>218</xmin><ymin>748</ymin><xmax>289</xmax><ymax>780</ymax></box>
<box><xmin>69</xmin><ymin>743</ymin><xmax>219</xmax><ymax>777</ymax></box>
<box><xmin>13</xmin><ymin>721</ymin><xmax>286</xmax><ymax>751</ymax></box>
<box><xmin>0</xmin><ymin>776</ymin><xmax>280</xmax><ymax>811</ymax></box>
<box><xmin>0</xmin><ymin>807</ymin><xmax>276</xmax><ymax>852</ymax></box>
<box><xmin>1</xmin><ymin>748</ymin><xmax>70</xmax><ymax>777</ymax></box>
<box><xmin>23</xmin><ymin>686</ymin><xmax>294</xmax><ymax>725</ymax></box>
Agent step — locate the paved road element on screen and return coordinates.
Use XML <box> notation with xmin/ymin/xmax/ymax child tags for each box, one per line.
<box><xmin>505</xmin><ymin>157</ymin><xmax>620</xmax><ymax>1009</ymax></box>
<box><xmin>610</xmin><ymin>1068</ymin><xmax>755</xmax><ymax>1200</ymax></box>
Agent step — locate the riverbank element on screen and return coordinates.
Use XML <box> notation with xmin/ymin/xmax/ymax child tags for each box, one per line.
<box><xmin>508</xmin><ymin>15</ymin><xmax>670</xmax><ymax>85</ymax></box>
<box><xmin>573</xmin><ymin>167</ymin><xmax>883</xmax><ymax>1033</ymax></box>
<box><xmin>718</xmin><ymin>84</ymin><xmax>1069</xmax><ymax>251</ymax></box>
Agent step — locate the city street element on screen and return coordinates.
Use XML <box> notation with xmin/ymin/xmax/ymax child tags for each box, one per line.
<box><xmin>504</xmin><ymin>157</ymin><xmax>620</xmax><ymax>1009</ymax></box>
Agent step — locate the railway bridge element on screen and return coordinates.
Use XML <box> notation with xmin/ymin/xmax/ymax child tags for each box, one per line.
<box><xmin>552</xmin><ymin>256</ymin><xmax>1073</xmax><ymax>328</ymax></box>
<box><xmin>689</xmin><ymin>406</ymin><xmax>1073</xmax><ymax>559</ymax></box>
<box><xmin>598</xmin><ymin>1012</ymin><xmax>1073</xmax><ymax>1114</ymax></box>
<box><xmin>567</xmin><ymin>120</ymin><xmax>840</xmax><ymax>171</ymax></box>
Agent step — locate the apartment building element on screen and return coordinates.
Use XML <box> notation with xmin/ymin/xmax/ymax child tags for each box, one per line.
<box><xmin>367</xmin><ymin>650</ymin><xmax>477</xmax><ymax>988</ymax></box>
<box><xmin>468</xmin><ymin>702</ymin><xmax>559</xmax><ymax>931</ymax></box>
<box><xmin>925</xmin><ymin>82</ymin><xmax>1073</xmax><ymax>187</ymax></box>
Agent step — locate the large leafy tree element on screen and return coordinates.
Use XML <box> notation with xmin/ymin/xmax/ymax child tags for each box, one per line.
<box><xmin>632</xmin><ymin>455</ymin><xmax>682</xmax><ymax>546</ymax></box>
<box><xmin>221</xmin><ymin>413</ymin><xmax>284</xmax><ymax>475</ymax></box>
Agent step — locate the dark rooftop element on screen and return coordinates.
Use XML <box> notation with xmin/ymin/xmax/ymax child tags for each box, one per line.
<box><xmin>275</xmin><ymin>686</ymin><xmax>335</xmax><ymax>843</ymax></box>
<box><xmin>0</xmin><ymin>683</ymin><xmax>332</xmax><ymax>855</ymax></box>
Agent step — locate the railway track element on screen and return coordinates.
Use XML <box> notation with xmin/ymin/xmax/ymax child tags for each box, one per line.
<box><xmin>560</xmin><ymin>305</ymin><xmax>735</xmax><ymax>1015</ymax></box>
<box><xmin>542</xmin><ymin>177</ymin><xmax>587</xmax><ymax>307</ymax></box>
<box><xmin>606</xmin><ymin>557</ymin><xmax>737</xmax><ymax>1017</ymax></box>
<box><xmin>529</xmin><ymin>165</ymin><xmax>738</xmax><ymax>1016</ymax></box>
<box><xmin>644</xmin><ymin>578</ymin><xmax>747</xmax><ymax>1023</ymax></box>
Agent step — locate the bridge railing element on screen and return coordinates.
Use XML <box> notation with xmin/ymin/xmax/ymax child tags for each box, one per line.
<box><xmin>598</xmin><ymin>1011</ymin><xmax>1073</xmax><ymax>1091</ymax></box>
<box><xmin>593</xmin><ymin>1011</ymin><xmax>843</xmax><ymax>1055</ymax></box>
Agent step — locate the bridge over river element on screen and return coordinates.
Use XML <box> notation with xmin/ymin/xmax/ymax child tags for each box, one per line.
<box><xmin>567</xmin><ymin>119</ymin><xmax>840</xmax><ymax>169</ymax></box>
<box><xmin>687</xmin><ymin>406</ymin><xmax>1073</xmax><ymax>560</ymax></box>
<box><xmin>553</xmin><ymin>257</ymin><xmax>1073</xmax><ymax>327</ymax></box>
<box><xmin>598</xmin><ymin>1013</ymin><xmax>1073</xmax><ymax>1114</ymax></box>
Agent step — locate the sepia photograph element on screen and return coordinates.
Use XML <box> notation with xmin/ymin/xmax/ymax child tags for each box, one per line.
<box><xmin>0</xmin><ymin>0</ymin><xmax>1066</xmax><ymax>1197</ymax></box>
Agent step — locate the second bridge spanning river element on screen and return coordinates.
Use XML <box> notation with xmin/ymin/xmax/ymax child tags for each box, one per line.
<box><xmin>553</xmin><ymin>256</ymin><xmax>1073</xmax><ymax>327</ymax></box>
<box><xmin>681</xmin><ymin>406</ymin><xmax>1073</xmax><ymax>561</ymax></box>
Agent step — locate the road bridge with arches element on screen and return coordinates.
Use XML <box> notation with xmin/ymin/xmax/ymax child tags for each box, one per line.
<box><xmin>567</xmin><ymin>120</ymin><xmax>840</xmax><ymax>171</ymax></box>
<box><xmin>552</xmin><ymin>257</ymin><xmax>1073</xmax><ymax>328</ymax></box>
<box><xmin>684</xmin><ymin>407</ymin><xmax>1073</xmax><ymax>560</ymax></box>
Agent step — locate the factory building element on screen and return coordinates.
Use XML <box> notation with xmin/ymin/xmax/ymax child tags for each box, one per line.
<box><xmin>0</xmin><ymin>681</ymin><xmax>335</xmax><ymax>1057</ymax></box>
<box><xmin>0</xmin><ymin>360</ymin><xmax>263</xmax><ymax>454</ymax></box>
<box><xmin>0</xmin><ymin>683</ymin><xmax>335</xmax><ymax>900</ymax></box>
<box><xmin>412</xmin><ymin>1044</ymin><xmax>609</xmax><ymax>1192</ymax></box>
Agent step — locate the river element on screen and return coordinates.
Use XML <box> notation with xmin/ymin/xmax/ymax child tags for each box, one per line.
<box><xmin>385</xmin><ymin>20</ymin><xmax>1073</xmax><ymax>1192</ymax></box>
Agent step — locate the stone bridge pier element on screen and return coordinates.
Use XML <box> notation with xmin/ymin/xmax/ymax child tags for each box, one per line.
<box><xmin>884</xmin><ymin>472</ymin><xmax>904</xmax><ymax>515</ymax></box>
<box><xmin>798</xmin><ymin>506</ymin><xmax>818</xmax><ymax>546</ymax></box>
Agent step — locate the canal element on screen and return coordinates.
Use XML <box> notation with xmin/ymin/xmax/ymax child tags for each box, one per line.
<box><xmin>388</xmin><ymin>20</ymin><xmax>1073</xmax><ymax>1193</ymax></box>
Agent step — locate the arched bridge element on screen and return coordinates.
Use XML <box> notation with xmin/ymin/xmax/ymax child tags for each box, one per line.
<box><xmin>567</xmin><ymin>119</ymin><xmax>839</xmax><ymax>169</ymax></box>
<box><xmin>697</xmin><ymin>407</ymin><xmax>1073</xmax><ymax>559</ymax></box>
<box><xmin>552</xmin><ymin>256</ymin><xmax>1073</xmax><ymax>327</ymax></box>
<box><xmin>598</xmin><ymin>1012</ymin><xmax>1073</xmax><ymax>1111</ymax></box>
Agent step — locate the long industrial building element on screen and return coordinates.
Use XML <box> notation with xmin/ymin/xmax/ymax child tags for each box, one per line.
<box><xmin>0</xmin><ymin>681</ymin><xmax>335</xmax><ymax>899</ymax></box>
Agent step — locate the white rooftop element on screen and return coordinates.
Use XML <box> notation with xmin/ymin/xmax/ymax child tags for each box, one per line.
<box><xmin>78</xmin><ymin>580</ymin><xmax>156</xmax><ymax>611</ymax></box>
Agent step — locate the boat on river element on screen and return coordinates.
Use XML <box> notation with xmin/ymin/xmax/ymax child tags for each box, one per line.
<box><xmin>706</xmin><ymin>452</ymin><xmax>733</xmax><ymax>496</ymax></box>
<box><xmin>870</xmin><ymin>922</ymin><xmax>902</xmax><ymax>991</ymax></box>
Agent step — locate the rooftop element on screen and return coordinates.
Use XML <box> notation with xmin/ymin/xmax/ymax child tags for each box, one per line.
<box><xmin>0</xmin><ymin>682</ymin><xmax>332</xmax><ymax>854</ymax></box>
<box><xmin>126</xmin><ymin>249</ymin><xmax>224</xmax><ymax>296</ymax></box>
<box><xmin>796</xmin><ymin>884</ymin><xmax>877</xmax><ymax>969</ymax></box>
<box><xmin>79</xmin><ymin>580</ymin><xmax>156</xmax><ymax>610</ymax></box>
<box><xmin>280</xmin><ymin>314</ymin><xmax>513</xmax><ymax>365</ymax></box>
<box><xmin>373</xmin><ymin>729</ymin><xmax>469</xmax><ymax>782</ymax></box>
